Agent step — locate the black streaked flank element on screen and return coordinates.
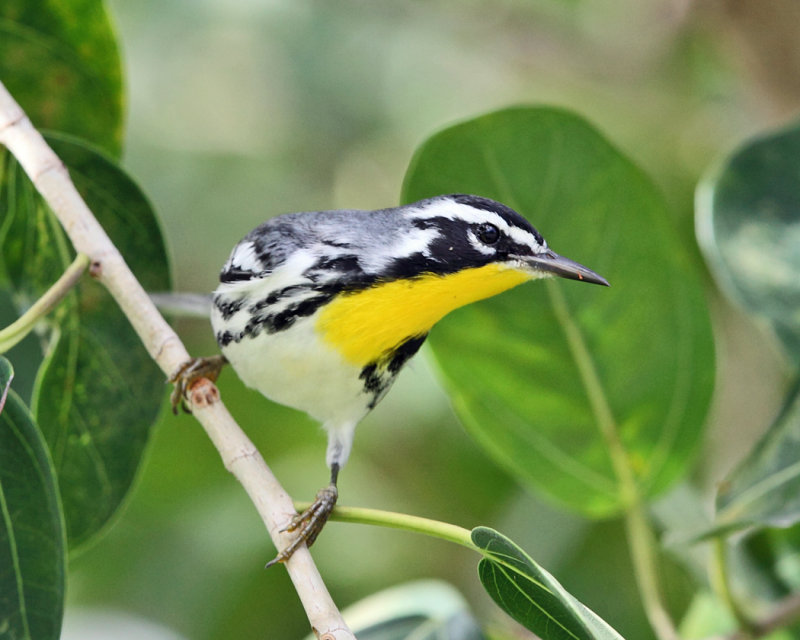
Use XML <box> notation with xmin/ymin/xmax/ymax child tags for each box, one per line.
<box><xmin>248</xmin><ymin>285</ymin><xmax>308</xmax><ymax>312</ymax></box>
<box><xmin>244</xmin><ymin>293</ymin><xmax>335</xmax><ymax>338</ymax></box>
<box><xmin>213</xmin><ymin>295</ymin><xmax>245</xmax><ymax>321</ymax></box>
<box><xmin>359</xmin><ymin>333</ymin><xmax>428</xmax><ymax>408</ymax></box>
<box><xmin>387</xmin><ymin>334</ymin><xmax>427</xmax><ymax>374</ymax></box>
<box><xmin>215</xmin><ymin>278</ymin><xmax>382</xmax><ymax>348</ymax></box>
<box><xmin>214</xmin><ymin>291</ymin><xmax>337</xmax><ymax>348</ymax></box>
<box><xmin>358</xmin><ymin>364</ymin><xmax>384</xmax><ymax>409</ymax></box>
<box><xmin>217</xmin><ymin>330</ymin><xmax>234</xmax><ymax>347</ymax></box>
<box><xmin>267</xmin><ymin>294</ymin><xmax>334</xmax><ymax>332</ymax></box>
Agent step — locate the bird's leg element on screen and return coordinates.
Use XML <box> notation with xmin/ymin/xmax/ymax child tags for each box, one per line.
<box><xmin>265</xmin><ymin>464</ymin><xmax>339</xmax><ymax>568</ymax></box>
<box><xmin>169</xmin><ymin>355</ymin><xmax>228</xmax><ymax>414</ymax></box>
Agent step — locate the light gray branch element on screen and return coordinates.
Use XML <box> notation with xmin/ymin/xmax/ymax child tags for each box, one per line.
<box><xmin>0</xmin><ymin>79</ymin><xmax>354</xmax><ymax>640</ymax></box>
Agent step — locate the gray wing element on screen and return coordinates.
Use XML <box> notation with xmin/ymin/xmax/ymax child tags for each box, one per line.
<box><xmin>218</xmin><ymin>207</ymin><xmax>408</xmax><ymax>284</ymax></box>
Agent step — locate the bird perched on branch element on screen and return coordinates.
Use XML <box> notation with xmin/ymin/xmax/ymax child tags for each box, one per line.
<box><xmin>172</xmin><ymin>194</ymin><xmax>608</xmax><ymax>566</ymax></box>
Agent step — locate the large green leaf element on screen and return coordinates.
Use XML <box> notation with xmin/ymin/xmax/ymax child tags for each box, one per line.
<box><xmin>402</xmin><ymin>107</ymin><xmax>714</xmax><ymax>515</ymax></box>
<box><xmin>0</xmin><ymin>0</ymin><xmax>124</xmax><ymax>157</ymax></box>
<box><xmin>715</xmin><ymin>381</ymin><xmax>800</xmax><ymax>532</ymax></box>
<box><xmin>696</xmin><ymin>118</ymin><xmax>800</xmax><ymax>366</ymax></box>
<box><xmin>695</xmin><ymin>119</ymin><xmax>800</xmax><ymax>534</ymax></box>
<box><xmin>473</xmin><ymin>527</ymin><xmax>625</xmax><ymax>640</ymax></box>
<box><xmin>0</xmin><ymin>133</ymin><xmax>170</xmax><ymax>549</ymax></box>
<box><xmin>0</xmin><ymin>371</ymin><xmax>66</xmax><ymax>640</ymax></box>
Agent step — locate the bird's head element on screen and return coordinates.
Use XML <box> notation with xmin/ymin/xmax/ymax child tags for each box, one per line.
<box><xmin>395</xmin><ymin>194</ymin><xmax>609</xmax><ymax>287</ymax></box>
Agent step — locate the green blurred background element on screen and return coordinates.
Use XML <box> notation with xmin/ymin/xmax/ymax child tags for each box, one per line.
<box><xmin>60</xmin><ymin>1</ymin><xmax>798</xmax><ymax>638</ymax></box>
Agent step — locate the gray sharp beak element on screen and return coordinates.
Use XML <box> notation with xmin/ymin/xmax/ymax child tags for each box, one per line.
<box><xmin>524</xmin><ymin>250</ymin><xmax>609</xmax><ymax>286</ymax></box>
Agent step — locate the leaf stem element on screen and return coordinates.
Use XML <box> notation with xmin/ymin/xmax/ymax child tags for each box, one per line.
<box><xmin>546</xmin><ymin>280</ymin><xmax>679</xmax><ymax>640</ymax></box>
<box><xmin>0</xmin><ymin>253</ymin><xmax>89</xmax><ymax>353</ymax></box>
<box><xmin>712</xmin><ymin>536</ymin><xmax>755</xmax><ymax>634</ymax></box>
<box><xmin>296</xmin><ymin>502</ymin><xmax>478</xmax><ymax>550</ymax></box>
<box><xmin>624</xmin><ymin>496</ymin><xmax>680</xmax><ymax>640</ymax></box>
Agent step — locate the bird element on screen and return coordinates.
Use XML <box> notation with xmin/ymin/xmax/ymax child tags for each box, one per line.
<box><xmin>171</xmin><ymin>193</ymin><xmax>608</xmax><ymax>566</ymax></box>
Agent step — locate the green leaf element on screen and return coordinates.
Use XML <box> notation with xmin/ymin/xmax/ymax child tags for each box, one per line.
<box><xmin>402</xmin><ymin>107</ymin><xmax>714</xmax><ymax>515</ymax></box>
<box><xmin>0</xmin><ymin>384</ymin><xmax>66</xmax><ymax>640</ymax></box>
<box><xmin>715</xmin><ymin>381</ymin><xmax>800</xmax><ymax>532</ymax></box>
<box><xmin>0</xmin><ymin>133</ymin><xmax>170</xmax><ymax>549</ymax></box>
<box><xmin>0</xmin><ymin>149</ymin><xmax>69</xmax><ymax>304</ymax></box>
<box><xmin>696</xmin><ymin>118</ymin><xmax>800</xmax><ymax>366</ymax></box>
<box><xmin>473</xmin><ymin>527</ymin><xmax>625</xmax><ymax>640</ymax></box>
<box><xmin>0</xmin><ymin>0</ymin><xmax>124</xmax><ymax>157</ymax></box>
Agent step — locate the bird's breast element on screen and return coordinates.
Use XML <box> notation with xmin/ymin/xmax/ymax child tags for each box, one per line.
<box><xmin>316</xmin><ymin>262</ymin><xmax>529</xmax><ymax>365</ymax></box>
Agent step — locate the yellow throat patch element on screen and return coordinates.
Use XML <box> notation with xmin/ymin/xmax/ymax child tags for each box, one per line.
<box><xmin>316</xmin><ymin>262</ymin><xmax>530</xmax><ymax>365</ymax></box>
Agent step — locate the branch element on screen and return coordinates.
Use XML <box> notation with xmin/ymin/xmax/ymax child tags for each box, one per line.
<box><xmin>0</xmin><ymin>80</ymin><xmax>355</xmax><ymax>640</ymax></box>
<box><xmin>306</xmin><ymin>503</ymin><xmax>476</xmax><ymax>549</ymax></box>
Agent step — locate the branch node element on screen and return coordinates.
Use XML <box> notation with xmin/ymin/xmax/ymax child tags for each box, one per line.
<box><xmin>33</xmin><ymin>156</ymin><xmax>68</xmax><ymax>182</ymax></box>
<box><xmin>0</xmin><ymin>108</ymin><xmax>24</xmax><ymax>134</ymax></box>
<box><xmin>228</xmin><ymin>445</ymin><xmax>259</xmax><ymax>466</ymax></box>
<box><xmin>155</xmin><ymin>334</ymin><xmax>180</xmax><ymax>359</ymax></box>
<box><xmin>89</xmin><ymin>260</ymin><xmax>103</xmax><ymax>278</ymax></box>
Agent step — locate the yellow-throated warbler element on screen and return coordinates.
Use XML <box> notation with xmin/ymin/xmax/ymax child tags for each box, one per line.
<box><xmin>173</xmin><ymin>194</ymin><xmax>608</xmax><ymax>565</ymax></box>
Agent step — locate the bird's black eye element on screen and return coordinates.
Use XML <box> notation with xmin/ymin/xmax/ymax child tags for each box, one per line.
<box><xmin>477</xmin><ymin>223</ymin><xmax>500</xmax><ymax>245</ymax></box>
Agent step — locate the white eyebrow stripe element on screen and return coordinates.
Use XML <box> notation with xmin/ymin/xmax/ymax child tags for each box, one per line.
<box><xmin>408</xmin><ymin>200</ymin><xmax>548</xmax><ymax>253</ymax></box>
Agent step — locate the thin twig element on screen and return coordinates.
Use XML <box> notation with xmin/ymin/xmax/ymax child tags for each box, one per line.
<box><xmin>0</xmin><ymin>80</ymin><xmax>355</xmax><ymax>640</ymax></box>
<box><xmin>0</xmin><ymin>253</ymin><xmax>90</xmax><ymax>353</ymax></box>
<box><xmin>302</xmin><ymin>503</ymin><xmax>476</xmax><ymax>549</ymax></box>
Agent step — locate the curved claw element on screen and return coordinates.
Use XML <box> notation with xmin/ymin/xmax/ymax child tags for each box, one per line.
<box><xmin>169</xmin><ymin>355</ymin><xmax>227</xmax><ymax>414</ymax></box>
<box><xmin>266</xmin><ymin>484</ymin><xmax>338</xmax><ymax>568</ymax></box>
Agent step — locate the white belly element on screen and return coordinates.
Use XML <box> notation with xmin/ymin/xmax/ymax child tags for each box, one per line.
<box><xmin>211</xmin><ymin>305</ymin><xmax>370</xmax><ymax>430</ymax></box>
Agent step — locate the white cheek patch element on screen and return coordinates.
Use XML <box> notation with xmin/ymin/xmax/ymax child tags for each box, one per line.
<box><xmin>400</xmin><ymin>226</ymin><xmax>439</xmax><ymax>258</ymax></box>
<box><xmin>363</xmin><ymin>226</ymin><xmax>439</xmax><ymax>271</ymax></box>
